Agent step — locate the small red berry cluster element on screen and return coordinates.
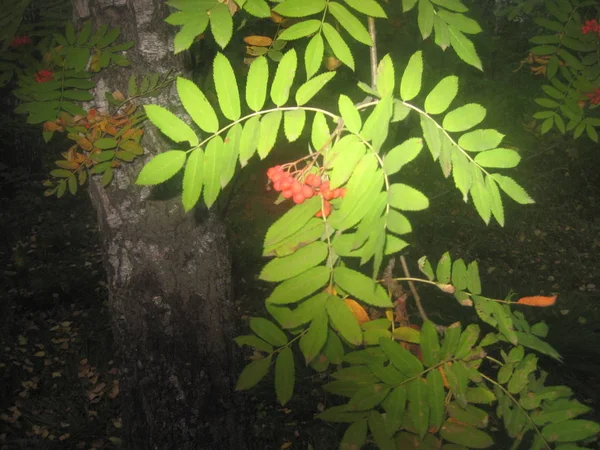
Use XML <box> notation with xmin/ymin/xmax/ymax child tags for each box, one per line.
<box><xmin>582</xmin><ymin>19</ymin><xmax>600</xmax><ymax>36</ymax></box>
<box><xmin>10</xmin><ymin>36</ymin><xmax>32</xmax><ymax>48</ymax></box>
<box><xmin>586</xmin><ymin>88</ymin><xmax>600</xmax><ymax>105</ymax></box>
<box><xmin>266</xmin><ymin>165</ymin><xmax>346</xmax><ymax>217</ymax></box>
<box><xmin>35</xmin><ymin>69</ymin><xmax>54</xmax><ymax>83</ymax></box>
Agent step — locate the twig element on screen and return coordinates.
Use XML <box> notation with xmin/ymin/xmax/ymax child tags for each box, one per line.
<box><xmin>399</xmin><ymin>255</ymin><xmax>429</xmax><ymax>322</ymax></box>
<box><xmin>368</xmin><ymin>17</ymin><xmax>378</xmax><ymax>89</ymax></box>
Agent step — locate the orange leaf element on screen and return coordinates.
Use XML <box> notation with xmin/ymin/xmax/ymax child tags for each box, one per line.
<box><xmin>516</xmin><ymin>295</ymin><xmax>557</xmax><ymax>307</ymax></box>
<box><xmin>270</xmin><ymin>11</ymin><xmax>283</xmax><ymax>23</ymax></box>
<box><xmin>76</xmin><ymin>138</ymin><xmax>93</xmax><ymax>151</ymax></box>
<box><xmin>438</xmin><ymin>366</ymin><xmax>449</xmax><ymax>388</ymax></box>
<box><xmin>324</xmin><ymin>56</ymin><xmax>341</xmax><ymax>71</ymax></box>
<box><xmin>344</xmin><ymin>298</ymin><xmax>370</xmax><ymax>325</ymax></box>
<box><xmin>244</xmin><ymin>35</ymin><xmax>272</xmax><ymax>47</ymax></box>
<box><xmin>44</xmin><ymin>121</ymin><xmax>62</xmax><ymax>132</ymax></box>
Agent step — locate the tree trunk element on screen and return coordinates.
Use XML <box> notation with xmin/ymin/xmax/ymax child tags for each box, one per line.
<box><xmin>77</xmin><ymin>1</ymin><xmax>245</xmax><ymax>448</ymax></box>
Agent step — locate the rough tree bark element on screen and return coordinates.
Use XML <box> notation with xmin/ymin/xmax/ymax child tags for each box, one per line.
<box><xmin>75</xmin><ymin>1</ymin><xmax>246</xmax><ymax>448</ymax></box>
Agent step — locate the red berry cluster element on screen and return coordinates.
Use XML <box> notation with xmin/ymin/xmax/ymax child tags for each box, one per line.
<box><xmin>10</xmin><ymin>36</ymin><xmax>32</xmax><ymax>48</ymax></box>
<box><xmin>586</xmin><ymin>88</ymin><xmax>600</xmax><ymax>105</ymax></box>
<box><xmin>266</xmin><ymin>165</ymin><xmax>346</xmax><ymax>217</ymax></box>
<box><xmin>35</xmin><ymin>69</ymin><xmax>54</xmax><ymax>83</ymax></box>
<box><xmin>582</xmin><ymin>19</ymin><xmax>600</xmax><ymax>36</ymax></box>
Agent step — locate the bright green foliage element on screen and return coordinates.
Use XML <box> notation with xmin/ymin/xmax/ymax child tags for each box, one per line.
<box><xmin>7</xmin><ymin>1</ymin><xmax>600</xmax><ymax>448</ymax></box>
<box><xmin>519</xmin><ymin>0</ymin><xmax>600</xmax><ymax>141</ymax></box>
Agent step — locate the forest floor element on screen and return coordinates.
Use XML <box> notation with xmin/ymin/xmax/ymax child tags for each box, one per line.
<box><xmin>1</xmin><ymin>127</ymin><xmax>600</xmax><ymax>450</ymax></box>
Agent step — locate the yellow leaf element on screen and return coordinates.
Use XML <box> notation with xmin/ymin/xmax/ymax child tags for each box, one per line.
<box><xmin>34</xmin><ymin>351</ymin><xmax>45</xmax><ymax>357</ymax></box>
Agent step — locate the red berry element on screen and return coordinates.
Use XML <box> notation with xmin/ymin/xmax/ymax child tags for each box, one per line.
<box><xmin>267</xmin><ymin>167</ymin><xmax>276</xmax><ymax>179</ymax></box>
<box><xmin>271</xmin><ymin>171</ymin><xmax>284</xmax><ymax>183</ymax></box>
<box><xmin>323</xmin><ymin>189</ymin><xmax>334</xmax><ymax>201</ymax></box>
<box><xmin>320</xmin><ymin>181</ymin><xmax>330</xmax><ymax>192</ymax></box>
<box><xmin>282</xmin><ymin>189</ymin><xmax>293</xmax><ymax>199</ymax></box>
<box><xmin>273</xmin><ymin>181</ymin><xmax>283</xmax><ymax>191</ymax></box>
<box><xmin>293</xmin><ymin>193</ymin><xmax>305</xmax><ymax>204</ymax></box>
<box><xmin>305</xmin><ymin>173</ymin><xmax>322</xmax><ymax>188</ymax></box>
<box><xmin>291</xmin><ymin>181</ymin><xmax>303</xmax><ymax>194</ymax></box>
<box><xmin>302</xmin><ymin>185</ymin><xmax>314</xmax><ymax>198</ymax></box>
<box><xmin>280</xmin><ymin>176</ymin><xmax>293</xmax><ymax>190</ymax></box>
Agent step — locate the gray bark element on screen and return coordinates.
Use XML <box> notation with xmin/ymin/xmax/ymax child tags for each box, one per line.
<box><xmin>77</xmin><ymin>1</ymin><xmax>246</xmax><ymax>448</ymax></box>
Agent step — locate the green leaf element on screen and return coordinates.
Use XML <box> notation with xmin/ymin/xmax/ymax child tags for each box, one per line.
<box><xmin>322</xmin><ymin>22</ymin><xmax>354</xmax><ymax>71</ymax></box>
<box><xmin>383</xmin><ymin>138</ymin><xmax>423</xmax><ymax>176</ymax></box>
<box><xmin>275</xmin><ymin>346</ymin><xmax>295</xmax><ymax>405</ymax></box>
<box><xmin>239</xmin><ymin>116</ymin><xmax>261</xmax><ymax>166</ymax></box>
<box><xmin>542</xmin><ymin>420</ymin><xmax>600</xmax><ymax>442</ymax></box>
<box><xmin>340</xmin><ymin>419</ymin><xmax>368</xmax><ymax>449</ymax></box>
<box><xmin>250</xmin><ymin>317</ymin><xmax>288</xmax><ymax>346</ymax></box>
<box><xmin>470</xmin><ymin>168</ymin><xmax>491</xmax><ymax>225</ymax></box>
<box><xmin>424</xmin><ymin>75</ymin><xmax>458</xmax><ymax>115</ymax></box>
<box><xmin>420</xmin><ymin>320</ymin><xmax>441</xmax><ymax>367</ymax></box>
<box><xmin>438</xmin><ymin>10</ymin><xmax>482</xmax><ymax>34</ymax></box>
<box><xmin>128</xmin><ymin>75</ymin><xmax>138</xmax><ymax>97</ymax></box>
<box><xmin>243</xmin><ymin>0</ymin><xmax>271</xmax><ymax>18</ymax></box>
<box><xmin>304</xmin><ymin>33</ymin><xmax>324</xmax><ymax>80</ymax></box>
<box><xmin>144</xmin><ymin>105</ymin><xmax>198</xmax><ymax>147</ymax></box>
<box><xmin>382</xmin><ymin>206</ymin><xmax>411</xmax><ymax>235</ymax></box>
<box><xmin>376</xmin><ymin>54</ymin><xmax>395</xmax><ymax>97</ymax></box>
<box><xmin>234</xmin><ymin>335</ymin><xmax>273</xmax><ymax>353</ymax></box>
<box><xmin>400</xmin><ymin>51</ymin><xmax>423</xmax><ymax>101</ymax></box>
<box><xmin>474</xmin><ymin>149</ymin><xmax>521</xmax><ymax>168</ymax></box>
<box><xmin>299</xmin><ymin>309</ymin><xmax>328</xmax><ymax>362</ymax></box>
<box><xmin>327</xmin><ymin>296</ymin><xmax>363</xmax><ymax>345</ymax></box>
<box><xmin>327</xmin><ymin>137</ymin><xmax>365</xmax><ymax>188</ymax></box>
<box><xmin>97</xmin><ymin>26</ymin><xmax>120</xmax><ymax>49</ymax></box>
<box><xmin>323</xmin><ymin>329</ymin><xmax>345</xmax><ymax>364</ymax></box>
<box><xmin>349</xmin><ymin>383</ymin><xmax>391</xmax><ymax>410</ymax></box>
<box><xmin>379</xmin><ymin>337</ymin><xmax>423</xmax><ymax>377</ymax></box>
<box><xmin>491</xmin><ymin>174</ymin><xmax>534</xmax><ymax>204</ymax></box>
<box><xmin>427</xmin><ymin>369</ymin><xmax>445</xmax><ymax>433</ymax></box>
<box><xmin>235</xmin><ymin>356</ymin><xmax>272</xmax><ymax>390</ymax></box>
<box><xmin>455</xmin><ymin>324</ymin><xmax>480</xmax><ymax>359</ymax></box>
<box><xmin>260</xmin><ymin>242</ymin><xmax>328</xmax><ymax>282</ymax></box>
<box><xmin>417</xmin><ymin>256</ymin><xmax>435</xmax><ymax>280</ymax></box>
<box><xmin>369</xmin><ymin>410</ymin><xmax>395</xmax><ymax>450</ymax></box>
<box><xmin>182</xmin><ymin>148</ymin><xmax>204</xmax><ymax>211</ymax></box>
<box><xmin>360</xmin><ymin>96</ymin><xmax>393</xmax><ymax>144</ymax></box>
<box><xmin>408</xmin><ymin>378</ymin><xmax>429</xmax><ymax>439</ymax></box>
<box><xmin>440</xmin><ymin>421</ymin><xmax>494</xmax><ymax>448</ymax></box>
<box><xmin>265</xmin><ymin>196</ymin><xmax>322</xmax><ymax>247</ymax></box>
<box><xmin>95</xmin><ymin>138</ymin><xmax>118</xmax><ymax>150</ymax></box>
<box><xmin>329</xmin><ymin>2</ymin><xmax>372</xmax><ymax>46</ymax></box>
<box><xmin>296</xmin><ymin>72</ymin><xmax>336</xmax><ymax>106</ymax></box>
<box><xmin>136</xmin><ymin>150</ymin><xmax>186</xmax><ymax>185</ymax></box>
<box><xmin>436</xmin><ymin>252</ymin><xmax>451</xmax><ymax>284</ymax></box>
<box><xmin>311</xmin><ymin>111</ymin><xmax>331</xmax><ymax>150</ymax></box>
<box><xmin>273</xmin><ymin>0</ymin><xmax>326</xmax><ymax>17</ymax></box>
<box><xmin>245</xmin><ymin>57</ymin><xmax>269</xmax><ymax>112</ymax></box>
<box><xmin>466</xmin><ymin>261</ymin><xmax>481</xmax><ymax>295</ymax></box>
<box><xmin>203</xmin><ymin>136</ymin><xmax>223</xmax><ymax>208</ymax></box>
<box><xmin>418</xmin><ymin>0</ymin><xmax>434</xmax><ymax>39</ymax></box>
<box><xmin>213</xmin><ymin>52</ymin><xmax>241</xmax><ymax>120</ymax></box>
<box><xmin>449</xmin><ymin>28</ymin><xmax>483</xmax><ymax>71</ymax></box>
<box><xmin>334</xmin><ymin>267</ymin><xmax>392</xmax><ymax>307</ymax></box>
<box><xmin>451</xmin><ymin>259</ymin><xmax>467</xmax><ymax>291</ymax></box>
<box><xmin>177</xmin><ymin>77</ymin><xmax>219</xmax><ymax>133</ymax></box>
<box><xmin>257</xmin><ymin>111</ymin><xmax>282</xmax><ymax>159</ymax></box>
<box><xmin>338</xmin><ymin>95</ymin><xmax>362</xmax><ymax>134</ymax></box>
<box><xmin>266</xmin><ymin>266</ymin><xmax>330</xmax><ymax>305</ymax></box>
<box><xmin>514</xmin><ymin>332</ymin><xmax>561</xmax><ymax>361</ymax></box>
<box><xmin>221</xmin><ymin>124</ymin><xmax>241</xmax><ymax>188</ymax></box>
<box><xmin>284</xmin><ymin>109</ymin><xmax>306</xmax><ymax>142</ymax></box>
<box><xmin>343</xmin><ymin>0</ymin><xmax>386</xmax><ymax>17</ymax></box>
<box><xmin>209</xmin><ymin>3</ymin><xmax>233</xmax><ymax>48</ymax></box>
<box><xmin>388</xmin><ymin>183</ymin><xmax>429</xmax><ymax>211</ymax></box>
<box><xmin>271</xmin><ymin>49</ymin><xmax>297</xmax><ymax>106</ymax></box>
<box><xmin>443</xmin><ymin>103</ymin><xmax>486</xmax><ymax>132</ymax></box>
<box><xmin>172</xmin><ymin>14</ymin><xmax>209</xmax><ymax>53</ymax></box>
<box><xmin>278</xmin><ymin>19</ymin><xmax>321</xmax><ymax>40</ymax></box>
<box><xmin>458</xmin><ymin>129</ymin><xmax>504</xmax><ymax>152</ymax></box>
<box><xmin>507</xmin><ymin>353</ymin><xmax>536</xmax><ymax>394</ymax></box>
<box><xmin>433</xmin><ymin>15</ymin><xmax>451</xmax><ymax>50</ymax></box>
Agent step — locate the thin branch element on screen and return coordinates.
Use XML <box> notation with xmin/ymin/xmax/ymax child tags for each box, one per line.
<box><xmin>399</xmin><ymin>255</ymin><xmax>429</xmax><ymax>322</ymax></box>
